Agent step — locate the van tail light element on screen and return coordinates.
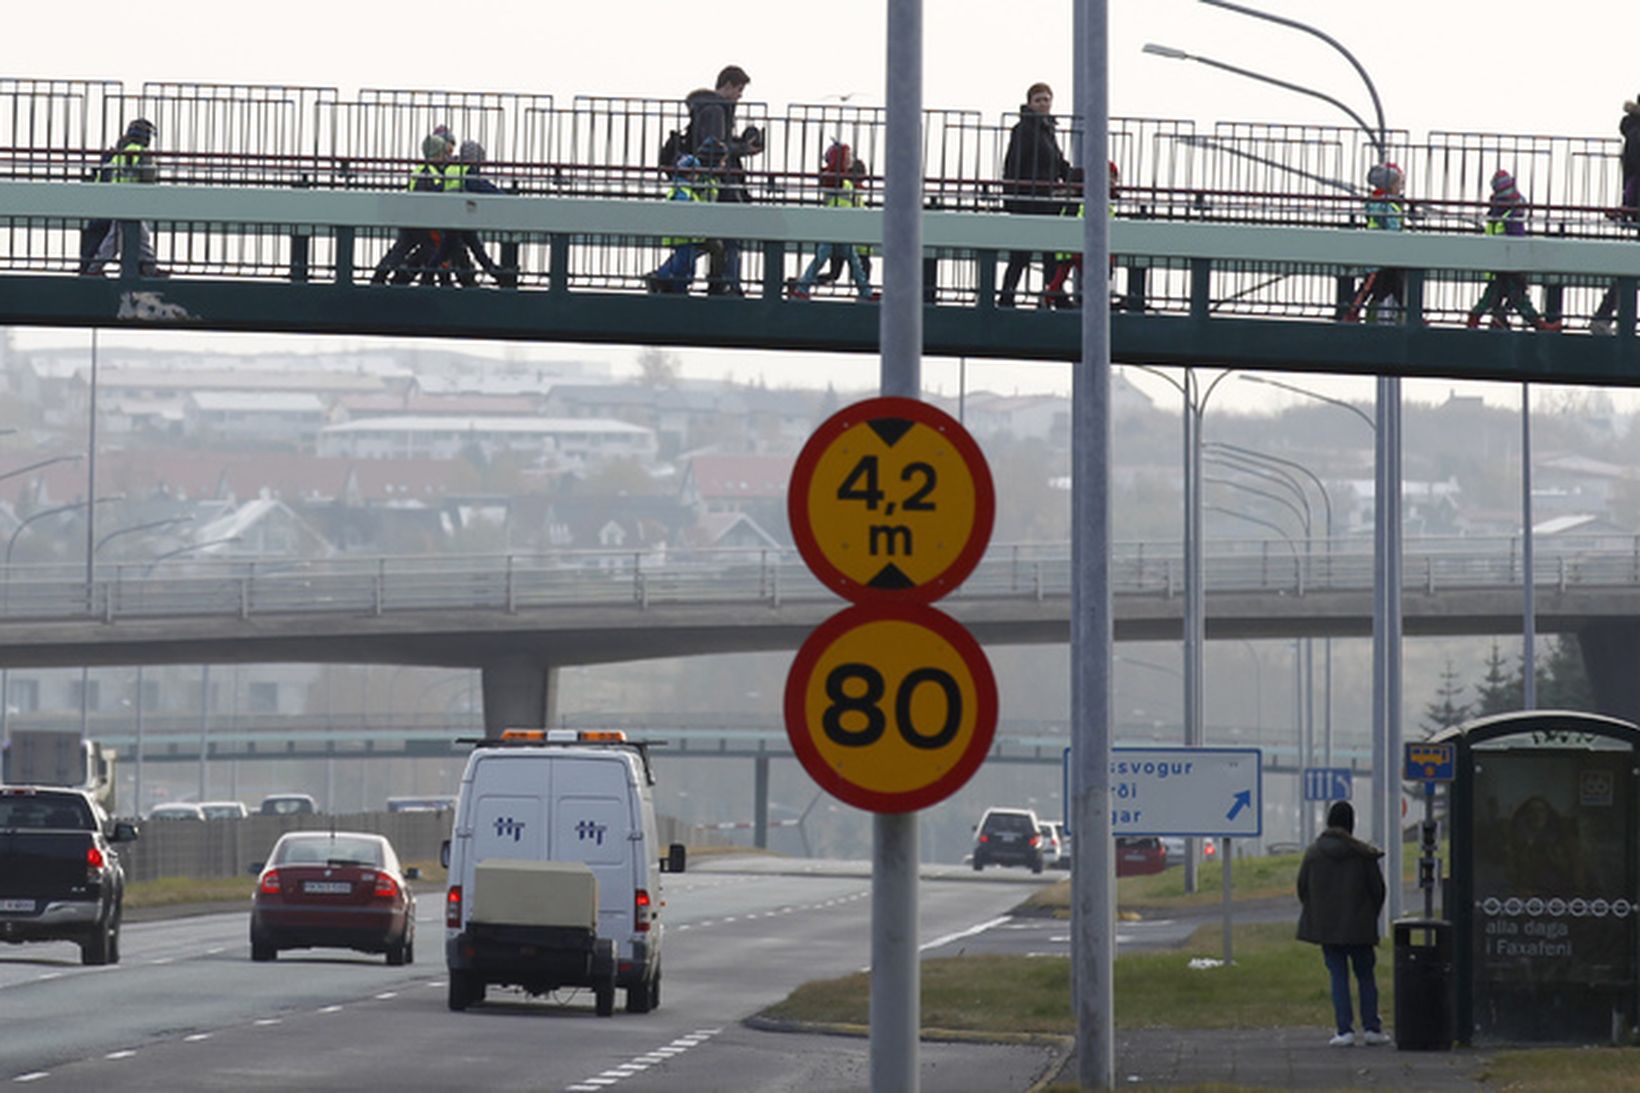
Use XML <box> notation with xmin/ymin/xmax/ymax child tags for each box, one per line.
<box><xmin>371</xmin><ymin>873</ymin><xmax>399</xmax><ymax>900</ymax></box>
<box><xmin>85</xmin><ymin>845</ymin><xmax>105</xmax><ymax>882</ymax></box>
<box><xmin>446</xmin><ymin>885</ymin><xmax>463</xmax><ymax>928</ymax></box>
<box><xmin>258</xmin><ymin>869</ymin><xmax>281</xmax><ymax>895</ymax></box>
<box><xmin>634</xmin><ymin>888</ymin><xmax>652</xmax><ymax>932</ymax></box>
<box><xmin>977</xmin><ymin>834</ymin><xmax>989</xmax><ymax>843</ymax></box>
<box><xmin>1028</xmin><ymin>834</ymin><xmax>1040</xmax><ymax>848</ymax></box>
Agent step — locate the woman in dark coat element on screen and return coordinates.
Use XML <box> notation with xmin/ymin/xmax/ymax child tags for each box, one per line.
<box><xmin>998</xmin><ymin>82</ymin><xmax>1069</xmax><ymax>307</ymax></box>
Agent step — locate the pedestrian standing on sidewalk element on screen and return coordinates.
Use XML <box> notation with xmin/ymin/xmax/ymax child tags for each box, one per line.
<box><xmin>1296</xmin><ymin>800</ymin><xmax>1391</xmax><ymax>1047</ymax></box>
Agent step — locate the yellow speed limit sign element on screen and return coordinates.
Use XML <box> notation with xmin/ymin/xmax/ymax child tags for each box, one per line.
<box><xmin>783</xmin><ymin>603</ymin><xmax>998</xmax><ymax>813</ymax></box>
<box><xmin>788</xmin><ymin>397</ymin><xmax>994</xmax><ymax>605</ymax></box>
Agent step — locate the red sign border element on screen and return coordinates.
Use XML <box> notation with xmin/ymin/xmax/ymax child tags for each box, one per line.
<box><xmin>787</xmin><ymin>396</ymin><xmax>995</xmax><ymax>606</ymax></box>
<box><xmin>783</xmin><ymin>602</ymin><xmax>998</xmax><ymax>814</ymax></box>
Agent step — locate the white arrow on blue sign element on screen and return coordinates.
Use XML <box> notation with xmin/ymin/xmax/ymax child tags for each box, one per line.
<box><xmin>1302</xmin><ymin>767</ymin><xmax>1353</xmax><ymax>802</ymax></box>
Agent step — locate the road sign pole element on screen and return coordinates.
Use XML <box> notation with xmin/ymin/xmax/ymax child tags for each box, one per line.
<box><xmin>1222</xmin><ymin>836</ymin><xmax>1234</xmax><ymax>963</ymax></box>
<box><xmin>1073</xmin><ymin>0</ymin><xmax>1116</xmax><ymax>1087</ymax></box>
<box><xmin>875</xmin><ymin>2</ymin><xmax>922</xmax><ymax>1089</ymax></box>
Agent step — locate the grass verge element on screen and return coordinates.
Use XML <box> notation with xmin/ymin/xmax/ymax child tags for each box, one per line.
<box><xmin>761</xmin><ymin>921</ymin><xmax>1336</xmax><ymax>1033</ymax></box>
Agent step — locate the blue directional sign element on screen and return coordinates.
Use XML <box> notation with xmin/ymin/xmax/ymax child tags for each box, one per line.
<box><xmin>1302</xmin><ymin>767</ymin><xmax>1353</xmax><ymax>802</ymax></box>
<box><xmin>1110</xmin><ymin>747</ymin><xmax>1262</xmax><ymax>837</ymax></box>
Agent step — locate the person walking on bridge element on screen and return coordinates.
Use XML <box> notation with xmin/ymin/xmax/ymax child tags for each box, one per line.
<box><xmin>1590</xmin><ymin>97</ymin><xmax>1640</xmax><ymax>336</ymax></box>
<box><xmin>1343</xmin><ymin>162</ymin><xmax>1408</xmax><ymax>323</ymax></box>
<box><xmin>683</xmin><ymin>66</ymin><xmax>761</xmax><ymax>297</ymax></box>
<box><xmin>1464</xmin><ymin>169</ymin><xmax>1562</xmax><ymax>332</ymax></box>
<box><xmin>78</xmin><ymin>118</ymin><xmax>167</xmax><ymax>278</ymax></box>
<box><xmin>371</xmin><ymin>130</ymin><xmax>455</xmax><ymax>286</ymax></box>
<box><xmin>1297</xmin><ymin>800</ymin><xmax>1390</xmax><ymax>1047</ymax></box>
<box><xmin>997</xmin><ymin>82</ymin><xmax>1069</xmax><ymax>308</ymax></box>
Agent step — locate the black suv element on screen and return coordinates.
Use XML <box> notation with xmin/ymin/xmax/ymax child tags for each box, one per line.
<box><xmin>971</xmin><ymin>807</ymin><xmax>1043</xmax><ymax>873</ymax></box>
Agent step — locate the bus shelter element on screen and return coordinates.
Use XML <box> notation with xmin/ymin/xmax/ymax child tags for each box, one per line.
<box><xmin>1431</xmin><ymin>711</ymin><xmax>1640</xmax><ymax>1044</ymax></box>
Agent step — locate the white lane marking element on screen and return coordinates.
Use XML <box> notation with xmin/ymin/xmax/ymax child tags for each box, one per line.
<box><xmin>105</xmin><ymin>1051</ymin><xmax>135</xmax><ymax>1060</ymax></box>
<box><xmin>13</xmin><ymin>1072</ymin><xmax>50</xmax><ymax>1083</ymax></box>
<box><xmin>317</xmin><ymin>1005</ymin><xmax>342</xmax><ymax>1014</ymax></box>
<box><xmin>375</xmin><ymin>992</ymin><xmax>397</xmax><ymax>1000</ymax></box>
<box><xmin>566</xmin><ymin>1087</ymin><xmax>603</xmax><ymax>1092</ymax></box>
<box><xmin>921</xmin><ymin>915</ymin><xmax>1011</xmax><ymax>953</ymax></box>
<box><xmin>253</xmin><ymin>1019</ymin><xmax>281</xmax><ymax>1026</ymax></box>
<box><xmin>562</xmin><ymin>1029</ymin><xmax>721</xmax><ymax>1091</ymax></box>
<box><xmin>147</xmin><ymin>958</ymin><xmax>173</xmax><ymax>965</ymax></box>
<box><xmin>184</xmin><ymin>1034</ymin><xmax>211</xmax><ymax>1043</ymax></box>
<box><xmin>206</xmin><ymin>947</ymin><xmax>226</xmax><ymax>955</ymax></box>
<box><xmin>34</xmin><ymin>974</ymin><xmax>61</xmax><ymax>982</ymax></box>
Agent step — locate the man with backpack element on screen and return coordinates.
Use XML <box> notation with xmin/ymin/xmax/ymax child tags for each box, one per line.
<box><xmin>668</xmin><ymin>65</ymin><xmax>763</xmax><ymax>296</ymax></box>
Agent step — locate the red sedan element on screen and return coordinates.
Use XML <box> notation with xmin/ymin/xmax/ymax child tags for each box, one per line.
<box><xmin>1115</xmin><ymin>836</ymin><xmax>1168</xmax><ymax>877</ymax></box>
<box><xmin>250</xmin><ymin>831</ymin><xmax>417</xmax><ymax>964</ymax></box>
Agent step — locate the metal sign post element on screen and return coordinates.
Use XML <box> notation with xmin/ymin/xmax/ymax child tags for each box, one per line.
<box><xmin>878</xmin><ymin>5</ymin><xmax>922</xmax><ymax>1087</ymax></box>
<box><xmin>1072</xmin><ymin>0</ymin><xmax>1115</xmax><ymax>1086</ymax></box>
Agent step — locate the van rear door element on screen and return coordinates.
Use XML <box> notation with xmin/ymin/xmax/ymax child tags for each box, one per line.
<box><xmin>466</xmin><ymin>756</ymin><xmax>551</xmax><ymax>902</ymax></box>
<box><xmin>548</xmin><ymin>756</ymin><xmax>634</xmax><ymax>941</ymax></box>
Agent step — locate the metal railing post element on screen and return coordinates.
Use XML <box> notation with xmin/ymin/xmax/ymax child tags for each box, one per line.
<box><xmin>549</xmin><ymin>234</ymin><xmax>570</xmax><ymax>295</ymax></box>
<box><xmin>335</xmin><ymin>227</ymin><xmax>355</xmax><ymax>285</ymax></box>
<box><xmin>373</xmin><ymin>558</ymin><xmax>385</xmax><ymax>616</ymax></box>
<box><xmin>505</xmin><ymin>554</ymin><xmax>517</xmax><ymax>614</ymax></box>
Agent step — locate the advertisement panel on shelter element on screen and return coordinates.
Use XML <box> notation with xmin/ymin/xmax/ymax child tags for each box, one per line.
<box><xmin>1471</xmin><ymin>747</ymin><xmax>1635</xmax><ymax>1039</ymax></box>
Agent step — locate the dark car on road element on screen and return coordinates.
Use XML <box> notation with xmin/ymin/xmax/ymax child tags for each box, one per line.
<box><xmin>971</xmin><ymin>807</ymin><xmax>1044</xmax><ymax>873</ymax></box>
<box><xmin>250</xmin><ymin>831</ymin><xmax>417</xmax><ymax>964</ymax></box>
<box><xmin>0</xmin><ymin>785</ymin><xmax>137</xmax><ymax>965</ymax></box>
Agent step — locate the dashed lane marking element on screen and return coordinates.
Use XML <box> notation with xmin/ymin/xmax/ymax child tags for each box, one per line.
<box><xmin>12</xmin><ymin>1072</ymin><xmax>49</xmax><ymax>1083</ymax></box>
<box><xmin>564</xmin><ymin>1029</ymin><xmax>722</xmax><ymax>1092</ymax></box>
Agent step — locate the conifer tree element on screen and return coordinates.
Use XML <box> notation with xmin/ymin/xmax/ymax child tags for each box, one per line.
<box><xmin>1420</xmin><ymin>658</ymin><xmax>1472</xmax><ymax>734</ymax></box>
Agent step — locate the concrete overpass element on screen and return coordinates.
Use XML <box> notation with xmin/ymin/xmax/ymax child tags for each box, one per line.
<box><xmin>6</xmin><ymin>538</ymin><xmax>1640</xmax><ymax>725</ymax></box>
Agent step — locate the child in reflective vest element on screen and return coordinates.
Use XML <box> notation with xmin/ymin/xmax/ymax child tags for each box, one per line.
<box><xmin>1344</xmin><ymin>162</ymin><xmax>1407</xmax><ymax>323</ymax></box>
<box><xmin>645</xmin><ymin>149</ymin><xmax>722</xmax><ymax>294</ymax></box>
<box><xmin>1040</xmin><ymin>161</ymin><xmax>1117</xmax><ymax>310</ymax></box>
<box><xmin>789</xmin><ymin>142</ymin><xmax>875</xmax><ymax>300</ymax></box>
<box><xmin>1464</xmin><ymin>169</ymin><xmax>1562</xmax><ymax>332</ymax></box>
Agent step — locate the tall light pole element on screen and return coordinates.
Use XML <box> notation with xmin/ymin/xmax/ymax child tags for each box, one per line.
<box><xmin>1522</xmin><ymin>384</ymin><xmax>1536</xmax><ymax>709</ymax></box>
<box><xmin>1178</xmin><ymin>0</ymin><xmax>1406</xmax><ymax>926</ymax></box>
<box><xmin>1130</xmin><ymin>363</ymin><xmax>1235</xmax><ymax>894</ymax></box>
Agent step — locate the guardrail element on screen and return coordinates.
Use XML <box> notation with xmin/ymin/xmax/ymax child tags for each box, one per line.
<box><xmin>0</xmin><ymin>535</ymin><xmax>1635</xmax><ymax>625</ymax></box>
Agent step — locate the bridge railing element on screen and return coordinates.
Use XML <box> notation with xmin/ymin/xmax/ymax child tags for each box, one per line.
<box><xmin>0</xmin><ymin>535</ymin><xmax>1636</xmax><ymax>624</ymax></box>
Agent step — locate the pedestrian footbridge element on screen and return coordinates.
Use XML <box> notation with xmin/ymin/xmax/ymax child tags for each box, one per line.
<box><xmin>2</xmin><ymin>181</ymin><xmax>1636</xmax><ymax>385</ymax></box>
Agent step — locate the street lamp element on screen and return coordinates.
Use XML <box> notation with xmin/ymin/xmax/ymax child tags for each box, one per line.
<box><xmin>1129</xmin><ymin>363</ymin><xmax>1236</xmax><ymax>894</ymax></box>
<box><xmin>1172</xmin><ymin>0</ymin><xmax>1406</xmax><ymax>922</ymax></box>
<box><xmin>1141</xmin><ymin>43</ymin><xmax>1385</xmax><ymax>164</ymax></box>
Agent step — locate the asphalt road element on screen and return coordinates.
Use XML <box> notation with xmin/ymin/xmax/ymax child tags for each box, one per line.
<box><xmin>0</xmin><ymin>860</ymin><xmax>1064</xmax><ymax>1092</ymax></box>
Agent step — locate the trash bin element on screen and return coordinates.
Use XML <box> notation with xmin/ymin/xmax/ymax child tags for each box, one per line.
<box><xmin>1393</xmin><ymin>918</ymin><xmax>1453</xmax><ymax>1050</ymax></box>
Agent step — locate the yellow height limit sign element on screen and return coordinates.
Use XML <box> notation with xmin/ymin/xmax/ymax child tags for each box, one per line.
<box><xmin>788</xmin><ymin>396</ymin><xmax>995</xmax><ymax>604</ymax></box>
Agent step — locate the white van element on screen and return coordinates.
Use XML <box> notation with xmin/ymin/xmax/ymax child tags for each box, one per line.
<box><xmin>442</xmin><ymin>729</ymin><xmax>685</xmax><ymax>1017</ymax></box>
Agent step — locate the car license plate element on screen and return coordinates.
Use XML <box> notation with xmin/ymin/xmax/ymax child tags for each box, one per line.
<box><xmin>303</xmin><ymin>881</ymin><xmax>352</xmax><ymax>894</ymax></box>
<box><xmin>0</xmin><ymin>899</ymin><xmax>36</xmax><ymax>912</ymax></box>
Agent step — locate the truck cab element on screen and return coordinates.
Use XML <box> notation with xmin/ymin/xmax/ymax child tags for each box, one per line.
<box><xmin>443</xmin><ymin>729</ymin><xmax>685</xmax><ymax>1017</ymax></box>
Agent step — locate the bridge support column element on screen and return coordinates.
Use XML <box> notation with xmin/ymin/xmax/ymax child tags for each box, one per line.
<box><xmin>1577</xmin><ymin>622</ymin><xmax>1640</xmax><ymax>723</ymax></box>
<box><xmin>481</xmin><ymin>656</ymin><xmax>559</xmax><ymax>738</ymax></box>
<box><xmin>753</xmin><ymin>754</ymin><xmax>770</xmax><ymax>849</ymax></box>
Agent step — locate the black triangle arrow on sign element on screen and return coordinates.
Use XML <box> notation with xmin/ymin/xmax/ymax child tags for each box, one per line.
<box><xmin>867</xmin><ymin>563</ymin><xmax>917</xmax><ymax>589</ymax></box>
<box><xmin>867</xmin><ymin>417</ymin><xmax>915</xmax><ymax>447</ymax></box>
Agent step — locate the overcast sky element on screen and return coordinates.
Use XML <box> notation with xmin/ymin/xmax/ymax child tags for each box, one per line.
<box><xmin>9</xmin><ymin>0</ymin><xmax>1637</xmax><ymax>414</ymax></box>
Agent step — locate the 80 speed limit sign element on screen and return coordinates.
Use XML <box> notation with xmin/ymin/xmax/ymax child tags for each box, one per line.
<box><xmin>783</xmin><ymin>603</ymin><xmax>997</xmax><ymax>813</ymax></box>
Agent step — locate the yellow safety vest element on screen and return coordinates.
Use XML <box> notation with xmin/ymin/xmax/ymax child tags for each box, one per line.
<box><xmin>102</xmin><ymin>140</ymin><xmax>150</xmax><ymax>184</ymax></box>
<box><xmin>407</xmin><ymin>162</ymin><xmax>445</xmax><ymax>192</ymax></box>
<box><xmin>663</xmin><ymin>181</ymin><xmax>712</xmax><ymax>246</ymax></box>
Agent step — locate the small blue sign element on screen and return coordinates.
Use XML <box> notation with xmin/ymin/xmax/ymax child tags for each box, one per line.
<box><xmin>1404</xmin><ymin>741</ymin><xmax>1455</xmax><ymax>783</ymax></box>
<box><xmin>1302</xmin><ymin>767</ymin><xmax>1352</xmax><ymax>802</ymax></box>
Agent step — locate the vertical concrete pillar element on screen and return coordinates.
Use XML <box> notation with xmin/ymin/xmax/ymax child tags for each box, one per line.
<box><xmin>1577</xmin><ymin>622</ymin><xmax>1640</xmax><ymax>723</ymax></box>
<box><xmin>753</xmin><ymin>753</ymin><xmax>770</xmax><ymax>849</ymax></box>
<box><xmin>481</xmin><ymin>655</ymin><xmax>558</xmax><ymax>738</ymax></box>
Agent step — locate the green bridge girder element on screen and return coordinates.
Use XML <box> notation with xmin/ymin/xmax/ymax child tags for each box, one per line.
<box><xmin>3</xmin><ymin>271</ymin><xmax>1638</xmax><ymax>386</ymax></box>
